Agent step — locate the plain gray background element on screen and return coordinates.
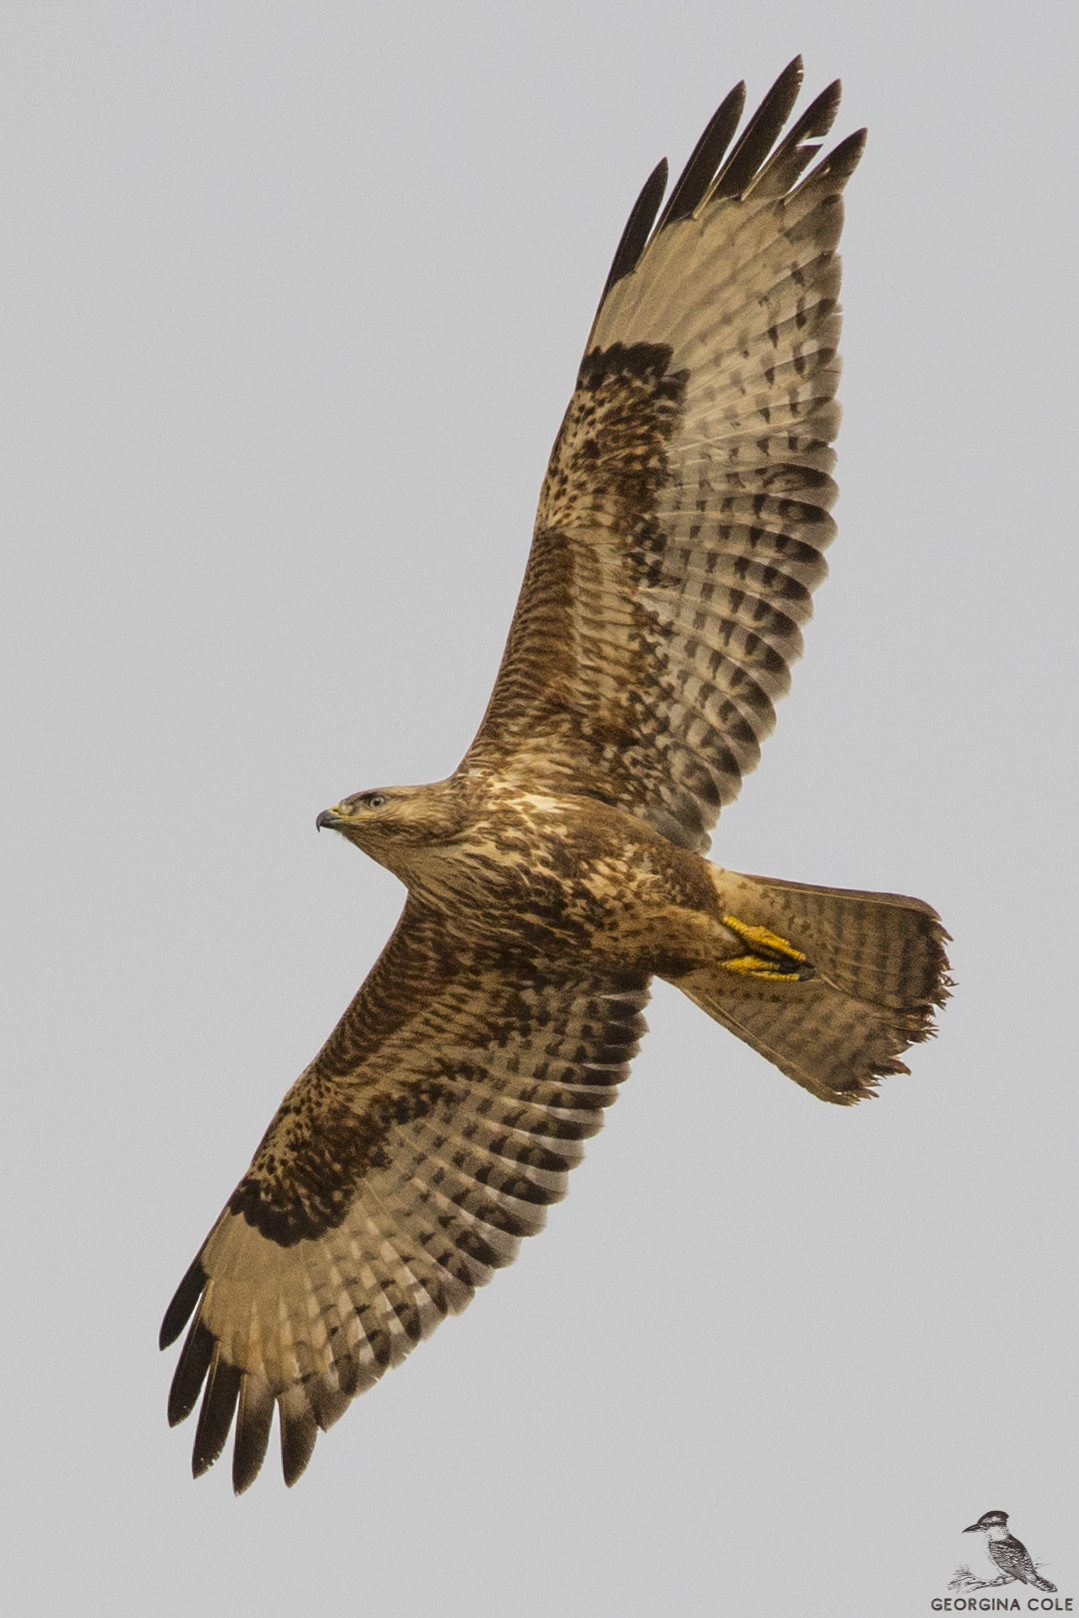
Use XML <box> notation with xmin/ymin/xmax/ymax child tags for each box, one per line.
<box><xmin>4</xmin><ymin>2</ymin><xmax>1075</xmax><ymax>1613</ymax></box>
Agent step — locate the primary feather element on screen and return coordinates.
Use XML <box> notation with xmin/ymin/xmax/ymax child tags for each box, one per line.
<box><xmin>162</xmin><ymin>62</ymin><xmax>948</xmax><ymax>1493</ymax></box>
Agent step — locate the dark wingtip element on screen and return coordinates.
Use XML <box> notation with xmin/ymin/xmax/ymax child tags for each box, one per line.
<box><xmin>595</xmin><ymin>59</ymin><xmax>861</xmax><ymax>317</ymax></box>
<box><xmin>192</xmin><ymin>1355</ymin><xmax>243</xmax><ymax>1478</ymax></box>
<box><xmin>657</xmin><ymin>80</ymin><xmax>746</xmax><ymax>228</ymax></box>
<box><xmin>799</xmin><ymin>126</ymin><xmax>867</xmax><ymax>191</ymax></box>
<box><xmin>747</xmin><ymin>79</ymin><xmax>844</xmax><ymax>197</ymax></box>
<box><xmin>780</xmin><ymin>54</ymin><xmax>804</xmax><ymax>88</ymax></box>
<box><xmin>281</xmin><ymin>1401</ymin><xmax>318</xmax><ymax>1487</ymax></box>
<box><xmin>167</xmin><ymin>1318</ymin><xmax>215</xmax><ymax>1427</ymax></box>
<box><xmin>598</xmin><ymin>156</ymin><xmax>668</xmax><ymax>305</ymax></box>
<box><xmin>160</xmin><ymin>1254</ymin><xmax>208</xmax><ymax>1350</ymax></box>
<box><xmin>711</xmin><ymin>56</ymin><xmax>806</xmax><ymax>201</ymax></box>
<box><xmin>231</xmin><ymin>1380</ymin><xmax>275</xmax><ymax>1495</ymax></box>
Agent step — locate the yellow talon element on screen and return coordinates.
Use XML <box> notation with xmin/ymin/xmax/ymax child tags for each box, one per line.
<box><xmin>721</xmin><ymin>914</ymin><xmax>806</xmax><ymax>963</ymax></box>
<box><xmin>721</xmin><ymin>954</ymin><xmax>803</xmax><ymax>982</ymax></box>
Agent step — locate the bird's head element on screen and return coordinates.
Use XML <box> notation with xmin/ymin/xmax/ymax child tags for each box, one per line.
<box><xmin>964</xmin><ymin>1511</ymin><xmax>1009</xmax><ymax>1534</ymax></box>
<box><xmin>315</xmin><ymin>777</ymin><xmax>468</xmax><ymax>874</ymax></box>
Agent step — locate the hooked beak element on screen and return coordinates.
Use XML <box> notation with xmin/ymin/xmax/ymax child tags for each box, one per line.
<box><xmin>315</xmin><ymin>806</ymin><xmax>345</xmax><ymax>831</ymax></box>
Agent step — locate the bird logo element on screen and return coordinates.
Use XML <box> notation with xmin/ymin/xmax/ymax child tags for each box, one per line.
<box><xmin>949</xmin><ymin>1510</ymin><xmax>1057</xmax><ymax>1594</ymax></box>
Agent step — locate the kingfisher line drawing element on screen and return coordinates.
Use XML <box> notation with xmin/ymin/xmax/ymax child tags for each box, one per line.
<box><xmin>160</xmin><ymin>59</ymin><xmax>950</xmax><ymax>1492</ymax></box>
<box><xmin>950</xmin><ymin>1511</ymin><xmax>1057</xmax><ymax>1593</ymax></box>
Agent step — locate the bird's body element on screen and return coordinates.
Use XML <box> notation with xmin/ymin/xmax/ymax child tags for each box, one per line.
<box><xmin>161</xmin><ymin>61</ymin><xmax>951</xmax><ymax>1492</ymax></box>
<box><xmin>322</xmin><ymin>778</ymin><xmax>736</xmax><ymax>973</ymax></box>
<box><xmin>963</xmin><ymin>1512</ymin><xmax>1056</xmax><ymax>1592</ymax></box>
<box><xmin>322</xmin><ymin>775</ymin><xmax>943</xmax><ymax>1061</ymax></box>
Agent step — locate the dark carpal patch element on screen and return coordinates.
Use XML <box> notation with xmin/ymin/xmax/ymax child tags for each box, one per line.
<box><xmin>159</xmin><ymin>68</ymin><xmax>885</xmax><ymax>1494</ymax></box>
<box><xmin>576</xmin><ymin>340</ymin><xmax>685</xmax><ymax>395</ymax></box>
<box><xmin>539</xmin><ymin>341</ymin><xmax>687</xmax><ymax>540</ymax></box>
<box><xmin>230</xmin><ymin>1073</ymin><xmax>451</xmax><ymax>1246</ymax></box>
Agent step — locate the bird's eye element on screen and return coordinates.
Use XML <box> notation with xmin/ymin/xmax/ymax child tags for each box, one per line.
<box><xmin>364</xmin><ymin>793</ymin><xmax>386</xmax><ymax>809</ymax></box>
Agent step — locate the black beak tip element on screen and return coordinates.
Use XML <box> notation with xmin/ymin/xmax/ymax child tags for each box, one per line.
<box><xmin>315</xmin><ymin>809</ymin><xmax>336</xmax><ymax>832</ymax></box>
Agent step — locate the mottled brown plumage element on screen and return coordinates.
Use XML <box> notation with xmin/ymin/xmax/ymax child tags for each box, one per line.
<box><xmin>161</xmin><ymin>61</ymin><xmax>950</xmax><ymax>1492</ymax></box>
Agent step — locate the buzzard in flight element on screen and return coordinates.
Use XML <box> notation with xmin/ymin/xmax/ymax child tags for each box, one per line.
<box><xmin>162</xmin><ymin>60</ymin><xmax>949</xmax><ymax>1492</ymax></box>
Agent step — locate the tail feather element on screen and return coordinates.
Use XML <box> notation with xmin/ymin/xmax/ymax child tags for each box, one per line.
<box><xmin>677</xmin><ymin>870</ymin><xmax>951</xmax><ymax>1104</ymax></box>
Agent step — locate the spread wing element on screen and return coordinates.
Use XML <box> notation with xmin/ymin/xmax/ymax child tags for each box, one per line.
<box><xmin>161</xmin><ymin>899</ymin><xmax>648</xmax><ymax>1491</ymax></box>
<box><xmin>464</xmin><ymin>60</ymin><xmax>866</xmax><ymax>853</ymax></box>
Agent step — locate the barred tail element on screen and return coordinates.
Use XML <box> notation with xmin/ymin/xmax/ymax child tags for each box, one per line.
<box><xmin>676</xmin><ymin>871</ymin><xmax>951</xmax><ymax>1105</ymax></box>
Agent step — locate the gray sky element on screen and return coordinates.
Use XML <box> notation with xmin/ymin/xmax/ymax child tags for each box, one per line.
<box><xmin>4</xmin><ymin>3</ymin><xmax>1076</xmax><ymax>1614</ymax></box>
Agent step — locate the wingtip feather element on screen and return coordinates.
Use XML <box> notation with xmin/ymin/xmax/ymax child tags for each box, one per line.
<box><xmin>167</xmin><ymin>1318</ymin><xmax>214</xmax><ymax>1427</ymax></box>
<box><xmin>232</xmin><ymin>1376</ymin><xmax>275</xmax><ymax>1495</ymax></box>
<box><xmin>191</xmin><ymin>1352</ymin><xmax>242</xmax><ymax>1478</ymax></box>
<box><xmin>709</xmin><ymin>56</ymin><xmax>805</xmax><ymax>201</ymax></box>
<box><xmin>657</xmin><ymin>80</ymin><xmax>746</xmax><ymax>228</ymax></box>
<box><xmin>159</xmin><ymin>1254</ymin><xmax>208</xmax><ymax>1350</ymax></box>
<box><xmin>279</xmin><ymin>1390</ymin><xmax>318</xmax><ymax>1487</ymax></box>
<box><xmin>599</xmin><ymin>157</ymin><xmax>669</xmax><ymax>304</ymax></box>
<box><xmin>797</xmin><ymin>126</ymin><xmax>867</xmax><ymax>193</ymax></box>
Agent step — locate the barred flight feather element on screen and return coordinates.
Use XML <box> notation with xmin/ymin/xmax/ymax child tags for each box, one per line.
<box><xmin>160</xmin><ymin>65</ymin><xmax>947</xmax><ymax>1495</ymax></box>
<box><xmin>467</xmin><ymin>67</ymin><xmax>862</xmax><ymax>850</ymax></box>
<box><xmin>163</xmin><ymin>898</ymin><xmax>649</xmax><ymax>1487</ymax></box>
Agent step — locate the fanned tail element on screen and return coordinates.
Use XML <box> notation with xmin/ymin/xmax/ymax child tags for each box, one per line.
<box><xmin>677</xmin><ymin>871</ymin><xmax>951</xmax><ymax>1104</ymax></box>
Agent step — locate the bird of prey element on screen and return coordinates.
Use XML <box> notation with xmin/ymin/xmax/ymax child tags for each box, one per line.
<box><xmin>161</xmin><ymin>59</ymin><xmax>950</xmax><ymax>1492</ymax></box>
<box><xmin>962</xmin><ymin>1511</ymin><xmax>1057</xmax><ymax>1591</ymax></box>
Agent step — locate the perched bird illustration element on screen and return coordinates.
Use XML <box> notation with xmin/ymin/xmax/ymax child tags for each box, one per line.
<box><xmin>963</xmin><ymin>1511</ymin><xmax>1056</xmax><ymax>1591</ymax></box>
<box><xmin>161</xmin><ymin>59</ymin><xmax>950</xmax><ymax>1492</ymax></box>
